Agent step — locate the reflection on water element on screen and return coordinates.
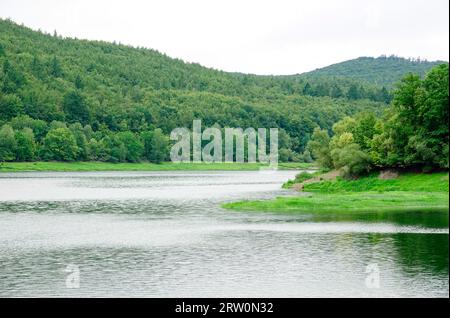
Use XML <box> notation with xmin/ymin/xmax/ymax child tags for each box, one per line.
<box><xmin>310</xmin><ymin>211</ymin><xmax>449</xmax><ymax>229</ymax></box>
<box><xmin>0</xmin><ymin>171</ymin><xmax>448</xmax><ymax>297</ymax></box>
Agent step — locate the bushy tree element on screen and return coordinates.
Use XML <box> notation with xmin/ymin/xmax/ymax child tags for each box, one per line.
<box><xmin>117</xmin><ymin>131</ymin><xmax>144</xmax><ymax>162</ymax></box>
<box><xmin>369</xmin><ymin>64</ymin><xmax>449</xmax><ymax>169</ymax></box>
<box><xmin>10</xmin><ymin>115</ymin><xmax>48</xmax><ymax>141</ymax></box>
<box><xmin>0</xmin><ymin>94</ymin><xmax>23</xmax><ymax>120</ymax></box>
<box><xmin>102</xmin><ymin>135</ymin><xmax>127</xmax><ymax>163</ymax></box>
<box><xmin>41</xmin><ymin>128</ymin><xmax>79</xmax><ymax>161</ymax></box>
<box><xmin>337</xmin><ymin>144</ymin><xmax>372</xmax><ymax>178</ymax></box>
<box><xmin>85</xmin><ymin>138</ymin><xmax>106</xmax><ymax>161</ymax></box>
<box><xmin>15</xmin><ymin>128</ymin><xmax>36</xmax><ymax>161</ymax></box>
<box><xmin>62</xmin><ymin>91</ymin><xmax>90</xmax><ymax>124</ymax></box>
<box><xmin>141</xmin><ymin>128</ymin><xmax>169</xmax><ymax>163</ymax></box>
<box><xmin>307</xmin><ymin>127</ymin><xmax>333</xmax><ymax>169</ymax></box>
<box><xmin>69</xmin><ymin>123</ymin><xmax>88</xmax><ymax>160</ymax></box>
<box><xmin>0</xmin><ymin>124</ymin><xmax>16</xmax><ymax>162</ymax></box>
<box><xmin>2</xmin><ymin>60</ymin><xmax>25</xmax><ymax>93</ymax></box>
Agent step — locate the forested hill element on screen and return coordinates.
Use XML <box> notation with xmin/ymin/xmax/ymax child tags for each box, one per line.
<box><xmin>0</xmin><ymin>18</ymin><xmax>444</xmax><ymax>163</ymax></box>
<box><xmin>303</xmin><ymin>56</ymin><xmax>446</xmax><ymax>87</ymax></box>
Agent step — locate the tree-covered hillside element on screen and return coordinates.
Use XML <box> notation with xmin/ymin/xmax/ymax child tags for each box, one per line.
<box><xmin>303</xmin><ymin>56</ymin><xmax>445</xmax><ymax>87</ymax></box>
<box><xmin>308</xmin><ymin>64</ymin><xmax>449</xmax><ymax>176</ymax></box>
<box><xmin>1</xmin><ymin>18</ymin><xmax>440</xmax><ymax>164</ymax></box>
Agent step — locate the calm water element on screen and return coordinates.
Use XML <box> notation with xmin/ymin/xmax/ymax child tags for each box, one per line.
<box><xmin>0</xmin><ymin>171</ymin><xmax>448</xmax><ymax>297</ymax></box>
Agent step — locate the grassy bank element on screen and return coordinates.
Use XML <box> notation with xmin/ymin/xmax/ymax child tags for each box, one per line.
<box><xmin>0</xmin><ymin>161</ymin><xmax>313</xmax><ymax>172</ymax></box>
<box><xmin>223</xmin><ymin>172</ymin><xmax>449</xmax><ymax>214</ymax></box>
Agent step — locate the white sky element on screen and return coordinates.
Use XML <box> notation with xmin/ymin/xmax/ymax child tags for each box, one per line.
<box><xmin>0</xmin><ymin>0</ymin><xmax>448</xmax><ymax>75</ymax></box>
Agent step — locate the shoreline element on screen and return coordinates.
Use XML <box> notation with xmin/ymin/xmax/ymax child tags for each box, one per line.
<box><xmin>223</xmin><ymin>171</ymin><xmax>450</xmax><ymax>215</ymax></box>
<box><xmin>0</xmin><ymin>161</ymin><xmax>314</xmax><ymax>172</ymax></box>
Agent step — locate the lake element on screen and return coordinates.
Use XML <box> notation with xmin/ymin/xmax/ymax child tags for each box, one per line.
<box><xmin>0</xmin><ymin>170</ymin><xmax>448</xmax><ymax>297</ymax></box>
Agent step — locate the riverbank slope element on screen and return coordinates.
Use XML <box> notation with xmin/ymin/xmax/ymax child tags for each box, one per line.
<box><xmin>223</xmin><ymin>171</ymin><xmax>449</xmax><ymax>214</ymax></box>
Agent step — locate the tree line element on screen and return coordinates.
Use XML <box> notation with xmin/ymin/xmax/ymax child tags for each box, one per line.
<box><xmin>307</xmin><ymin>64</ymin><xmax>449</xmax><ymax>177</ymax></box>
<box><xmin>0</xmin><ymin>19</ymin><xmax>445</xmax><ymax>164</ymax></box>
<box><xmin>0</xmin><ymin>118</ymin><xmax>170</xmax><ymax>163</ymax></box>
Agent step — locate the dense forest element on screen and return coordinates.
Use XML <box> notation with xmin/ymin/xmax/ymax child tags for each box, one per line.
<box><xmin>303</xmin><ymin>56</ymin><xmax>445</xmax><ymax>87</ymax></box>
<box><xmin>308</xmin><ymin>64</ymin><xmax>449</xmax><ymax>176</ymax></box>
<box><xmin>0</xmin><ymin>18</ymin><xmax>446</xmax><ymax>163</ymax></box>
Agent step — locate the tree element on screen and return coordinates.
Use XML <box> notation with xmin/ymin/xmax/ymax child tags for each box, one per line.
<box><xmin>0</xmin><ymin>124</ymin><xmax>17</xmax><ymax>162</ymax></box>
<box><xmin>86</xmin><ymin>138</ymin><xmax>109</xmax><ymax>161</ymax></box>
<box><xmin>117</xmin><ymin>131</ymin><xmax>144</xmax><ymax>162</ymax></box>
<box><xmin>50</xmin><ymin>56</ymin><xmax>63</xmax><ymax>77</ymax></box>
<box><xmin>2</xmin><ymin>60</ymin><xmax>25</xmax><ymax>93</ymax></box>
<box><xmin>74</xmin><ymin>74</ymin><xmax>84</xmax><ymax>89</ymax></box>
<box><xmin>307</xmin><ymin>127</ymin><xmax>333</xmax><ymax>169</ymax></box>
<box><xmin>10</xmin><ymin>115</ymin><xmax>48</xmax><ymax>141</ymax></box>
<box><xmin>102</xmin><ymin>135</ymin><xmax>127</xmax><ymax>163</ymax></box>
<box><xmin>374</xmin><ymin>64</ymin><xmax>450</xmax><ymax>169</ymax></box>
<box><xmin>41</xmin><ymin>128</ymin><xmax>79</xmax><ymax>161</ymax></box>
<box><xmin>69</xmin><ymin>123</ymin><xmax>88</xmax><ymax>160</ymax></box>
<box><xmin>15</xmin><ymin>128</ymin><xmax>36</xmax><ymax>161</ymax></box>
<box><xmin>330</xmin><ymin>84</ymin><xmax>344</xmax><ymax>98</ymax></box>
<box><xmin>62</xmin><ymin>91</ymin><xmax>90</xmax><ymax>124</ymax></box>
<box><xmin>353</xmin><ymin>112</ymin><xmax>377</xmax><ymax>150</ymax></box>
<box><xmin>301</xmin><ymin>149</ymin><xmax>313</xmax><ymax>163</ymax></box>
<box><xmin>336</xmin><ymin>143</ymin><xmax>372</xmax><ymax>178</ymax></box>
<box><xmin>0</xmin><ymin>94</ymin><xmax>23</xmax><ymax>120</ymax></box>
<box><xmin>332</xmin><ymin>116</ymin><xmax>356</xmax><ymax>136</ymax></box>
<box><xmin>141</xmin><ymin>128</ymin><xmax>169</xmax><ymax>163</ymax></box>
<box><xmin>302</xmin><ymin>82</ymin><xmax>314</xmax><ymax>96</ymax></box>
<box><xmin>347</xmin><ymin>84</ymin><xmax>361</xmax><ymax>100</ymax></box>
<box><xmin>378</xmin><ymin>87</ymin><xmax>391</xmax><ymax>103</ymax></box>
<box><xmin>279</xmin><ymin>148</ymin><xmax>295</xmax><ymax>162</ymax></box>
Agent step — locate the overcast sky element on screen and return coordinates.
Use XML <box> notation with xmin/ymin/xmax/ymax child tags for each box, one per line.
<box><xmin>0</xmin><ymin>0</ymin><xmax>448</xmax><ymax>75</ymax></box>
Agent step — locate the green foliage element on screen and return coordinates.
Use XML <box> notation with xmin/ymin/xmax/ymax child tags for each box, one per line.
<box><xmin>14</xmin><ymin>128</ymin><xmax>36</xmax><ymax>161</ymax></box>
<box><xmin>0</xmin><ymin>161</ymin><xmax>312</xmax><ymax>172</ymax></box>
<box><xmin>370</xmin><ymin>64</ymin><xmax>449</xmax><ymax>169</ymax></box>
<box><xmin>283</xmin><ymin>171</ymin><xmax>319</xmax><ymax>188</ymax></box>
<box><xmin>224</xmin><ymin>172</ymin><xmax>449</xmax><ymax>214</ymax></box>
<box><xmin>117</xmin><ymin>131</ymin><xmax>144</xmax><ymax>162</ymax></box>
<box><xmin>333</xmin><ymin>143</ymin><xmax>372</xmax><ymax>178</ymax></box>
<box><xmin>102</xmin><ymin>135</ymin><xmax>127</xmax><ymax>163</ymax></box>
<box><xmin>0</xmin><ymin>93</ymin><xmax>23</xmax><ymax>120</ymax></box>
<box><xmin>310</xmin><ymin>64</ymin><xmax>449</xmax><ymax>175</ymax></box>
<box><xmin>62</xmin><ymin>91</ymin><xmax>90</xmax><ymax>124</ymax></box>
<box><xmin>304</xmin><ymin>172</ymin><xmax>449</xmax><ymax>193</ymax></box>
<box><xmin>2</xmin><ymin>60</ymin><xmax>26</xmax><ymax>93</ymax></box>
<box><xmin>0</xmin><ymin>19</ymin><xmax>446</xmax><ymax>166</ymax></box>
<box><xmin>304</xmin><ymin>55</ymin><xmax>445</xmax><ymax>88</ymax></box>
<box><xmin>41</xmin><ymin>128</ymin><xmax>79</xmax><ymax>161</ymax></box>
<box><xmin>0</xmin><ymin>124</ymin><xmax>16</xmax><ymax>162</ymax></box>
<box><xmin>307</xmin><ymin>127</ymin><xmax>333</xmax><ymax>169</ymax></box>
<box><xmin>69</xmin><ymin>123</ymin><xmax>88</xmax><ymax>160</ymax></box>
<box><xmin>10</xmin><ymin>115</ymin><xmax>48</xmax><ymax>141</ymax></box>
<box><xmin>223</xmin><ymin>191</ymin><xmax>448</xmax><ymax>214</ymax></box>
<box><xmin>141</xmin><ymin>128</ymin><xmax>169</xmax><ymax>163</ymax></box>
<box><xmin>0</xmin><ymin>19</ymin><xmax>392</xmax><ymax>163</ymax></box>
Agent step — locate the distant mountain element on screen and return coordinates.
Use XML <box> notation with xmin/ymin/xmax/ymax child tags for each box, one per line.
<box><xmin>303</xmin><ymin>56</ymin><xmax>446</xmax><ymax>87</ymax></box>
<box><xmin>0</xmin><ymin>18</ymin><xmax>445</xmax><ymax>160</ymax></box>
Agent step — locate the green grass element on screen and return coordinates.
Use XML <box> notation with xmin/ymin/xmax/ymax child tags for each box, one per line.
<box><xmin>0</xmin><ymin>161</ymin><xmax>313</xmax><ymax>172</ymax></box>
<box><xmin>282</xmin><ymin>171</ymin><xmax>321</xmax><ymax>188</ymax></box>
<box><xmin>223</xmin><ymin>191</ymin><xmax>449</xmax><ymax>214</ymax></box>
<box><xmin>304</xmin><ymin>172</ymin><xmax>449</xmax><ymax>193</ymax></box>
<box><xmin>223</xmin><ymin>172</ymin><xmax>449</xmax><ymax>214</ymax></box>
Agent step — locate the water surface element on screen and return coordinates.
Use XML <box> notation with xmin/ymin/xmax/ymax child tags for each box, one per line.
<box><xmin>0</xmin><ymin>171</ymin><xmax>448</xmax><ymax>297</ymax></box>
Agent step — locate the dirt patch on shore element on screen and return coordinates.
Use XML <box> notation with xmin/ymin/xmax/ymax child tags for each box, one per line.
<box><xmin>378</xmin><ymin>170</ymin><xmax>399</xmax><ymax>180</ymax></box>
<box><xmin>292</xmin><ymin>170</ymin><xmax>341</xmax><ymax>191</ymax></box>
